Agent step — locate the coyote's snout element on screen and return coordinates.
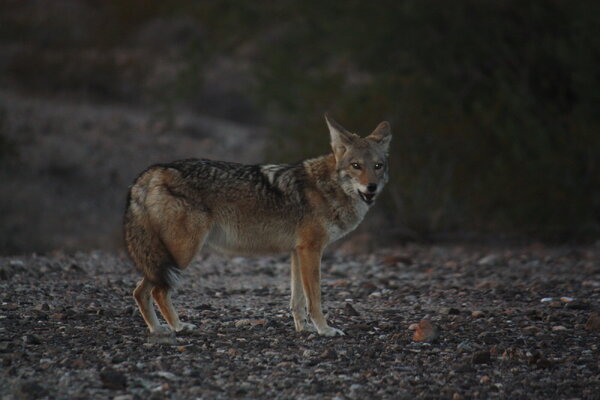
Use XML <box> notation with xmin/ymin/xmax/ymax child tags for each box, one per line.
<box><xmin>124</xmin><ymin>113</ymin><xmax>391</xmax><ymax>337</ymax></box>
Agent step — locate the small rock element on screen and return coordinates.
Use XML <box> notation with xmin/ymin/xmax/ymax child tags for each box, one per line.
<box><xmin>100</xmin><ymin>369</ymin><xmax>127</xmax><ymax>390</ymax></box>
<box><xmin>472</xmin><ymin>351</ymin><xmax>491</xmax><ymax>364</ymax></box>
<box><xmin>344</xmin><ymin>303</ymin><xmax>360</xmax><ymax>316</ymax></box>
<box><xmin>320</xmin><ymin>348</ymin><xmax>337</xmax><ymax>360</ymax></box>
<box><xmin>439</xmin><ymin>307</ymin><xmax>460</xmax><ymax>315</ymax></box>
<box><xmin>381</xmin><ymin>255</ymin><xmax>412</xmax><ymax>265</ymax></box>
<box><xmin>585</xmin><ymin>312</ymin><xmax>600</xmax><ymax>332</ymax></box>
<box><xmin>71</xmin><ymin>359</ymin><xmax>87</xmax><ymax>368</ymax></box>
<box><xmin>559</xmin><ymin>296</ymin><xmax>574</xmax><ymax>303</ymax></box>
<box><xmin>540</xmin><ymin>297</ymin><xmax>554</xmax><ymax>303</ymax></box>
<box><xmin>227</xmin><ymin>348</ymin><xmax>239</xmax><ymax>357</ymax></box>
<box><xmin>15</xmin><ymin>381</ymin><xmax>48</xmax><ymax>399</ymax></box>
<box><xmin>564</xmin><ymin>300</ymin><xmax>590</xmax><ymax>310</ymax></box>
<box><xmin>23</xmin><ymin>335</ymin><xmax>42</xmax><ymax>345</ymax></box>
<box><xmin>479</xmin><ymin>375</ymin><xmax>490</xmax><ymax>384</ymax></box>
<box><xmin>155</xmin><ymin>371</ymin><xmax>179</xmax><ymax>381</ymax></box>
<box><xmin>235</xmin><ymin>319</ymin><xmax>251</xmax><ymax>328</ymax></box>
<box><xmin>477</xmin><ymin>331</ymin><xmax>499</xmax><ymax>345</ymax></box>
<box><xmin>453</xmin><ymin>363</ymin><xmax>475</xmax><ymax>373</ymax></box>
<box><xmin>113</xmin><ymin>395</ymin><xmax>134</xmax><ymax>400</ymax></box>
<box><xmin>528</xmin><ymin>351</ymin><xmax>552</xmax><ymax>369</ymax></box>
<box><xmin>457</xmin><ymin>341</ymin><xmax>474</xmax><ymax>353</ymax></box>
<box><xmin>551</xmin><ymin>325</ymin><xmax>567</xmax><ymax>331</ymax></box>
<box><xmin>302</xmin><ymin>349</ymin><xmax>315</xmax><ymax>358</ymax></box>
<box><xmin>34</xmin><ymin>303</ymin><xmax>50</xmax><ymax>312</ymax></box>
<box><xmin>51</xmin><ymin>313</ymin><xmax>66</xmax><ymax>320</ymax></box>
<box><xmin>522</xmin><ymin>326</ymin><xmax>539</xmax><ymax>335</ymax></box>
<box><xmin>250</xmin><ymin>319</ymin><xmax>267</xmax><ymax>326</ymax></box>
<box><xmin>502</xmin><ymin>347</ymin><xmax>525</xmax><ymax>361</ymax></box>
<box><xmin>471</xmin><ymin>310</ymin><xmax>485</xmax><ymax>318</ymax></box>
<box><xmin>478</xmin><ymin>254</ymin><xmax>499</xmax><ymax>266</ymax></box>
<box><xmin>412</xmin><ymin>319</ymin><xmax>439</xmax><ymax>343</ymax></box>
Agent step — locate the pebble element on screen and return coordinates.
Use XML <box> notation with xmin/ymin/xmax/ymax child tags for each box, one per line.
<box><xmin>439</xmin><ymin>307</ymin><xmax>460</xmax><ymax>315</ymax></box>
<box><xmin>23</xmin><ymin>334</ymin><xmax>42</xmax><ymax>345</ymax></box>
<box><xmin>457</xmin><ymin>341</ymin><xmax>474</xmax><ymax>353</ymax></box>
<box><xmin>113</xmin><ymin>396</ymin><xmax>133</xmax><ymax>400</ymax></box>
<box><xmin>302</xmin><ymin>350</ymin><xmax>315</xmax><ymax>358</ymax></box>
<box><xmin>528</xmin><ymin>351</ymin><xmax>552</xmax><ymax>369</ymax></box>
<box><xmin>235</xmin><ymin>319</ymin><xmax>251</xmax><ymax>327</ymax></box>
<box><xmin>478</xmin><ymin>254</ymin><xmax>499</xmax><ymax>266</ymax></box>
<box><xmin>320</xmin><ymin>348</ymin><xmax>337</xmax><ymax>360</ymax></box>
<box><xmin>559</xmin><ymin>296</ymin><xmax>574</xmax><ymax>303</ymax></box>
<box><xmin>34</xmin><ymin>303</ymin><xmax>50</xmax><ymax>312</ymax></box>
<box><xmin>477</xmin><ymin>331</ymin><xmax>499</xmax><ymax>345</ymax></box>
<box><xmin>155</xmin><ymin>371</ymin><xmax>179</xmax><ymax>381</ymax></box>
<box><xmin>522</xmin><ymin>326</ymin><xmax>539</xmax><ymax>335</ymax></box>
<box><xmin>453</xmin><ymin>363</ymin><xmax>475</xmax><ymax>373</ymax></box>
<box><xmin>15</xmin><ymin>381</ymin><xmax>48</xmax><ymax>399</ymax></box>
<box><xmin>344</xmin><ymin>303</ymin><xmax>360</xmax><ymax>316</ymax></box>
<box><xmin>472</xmin><ymin>351</ymin><xmax>491</xmax><ymax>364</ymax></box>
<box><xmin>551</xmin><ymin>325</ymin><xmax>567</xmax><ymax>332</ymax></box>
<box><xmin>479</xmin><ymin>375</ymin><xmax>490</xmax><ymax>384</ymax></box>
<box><xmin>100</xmin><ymin>369</ymin><xmax>127</xmax><ymax>390</ymax></box>
<box><xmin>471</xmin><ymin>310</ymin><xmax>485</xmax><ymax>318</ymax></box>
<box><xmin>585</xmin><ymin>312</ymin><xmax>600</xmax><ymax>332</ymax></box>
<box><xmin>412</xmin><ymin>320</ymin><xmax>439</xmax><ymax>343</ymax></box>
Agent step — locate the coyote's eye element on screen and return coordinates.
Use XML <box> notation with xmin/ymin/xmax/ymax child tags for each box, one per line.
<box><xmin>374</xmin><ymin>163</ymin><xmax>383</xmax><ymax>170</ymax></box>
<box><xmin>350</xmin><ymin>163</ymin><xmax>361</xmax><ymax>170</ymax></box>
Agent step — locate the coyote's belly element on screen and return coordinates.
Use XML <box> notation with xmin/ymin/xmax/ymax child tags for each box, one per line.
<box><xmin>205</xmin><ymin>220</ymin><xmax>297</xmax><ymax>256</ymax></box>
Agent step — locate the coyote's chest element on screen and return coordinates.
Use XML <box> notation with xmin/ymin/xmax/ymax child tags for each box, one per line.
<box><xmin>325</xmin><ymin>198</ymin><xmax>370</xmax><ymax>243</ymax></box>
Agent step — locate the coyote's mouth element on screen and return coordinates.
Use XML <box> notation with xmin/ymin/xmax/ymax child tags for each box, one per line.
<box><xmin>358</xmin><ymin>190</ymin><xmax>375</xmax><ymax>205</ymax></box>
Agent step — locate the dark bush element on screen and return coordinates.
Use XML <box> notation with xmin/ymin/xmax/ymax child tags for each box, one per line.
<box><xmin>251</xmin><ymin>0</ymin><xmax>600</xmax><ymax>239</ymax></box>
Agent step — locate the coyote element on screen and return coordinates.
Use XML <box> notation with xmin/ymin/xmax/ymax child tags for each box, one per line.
<box><xmin>124</xmin><ymin>114</ymin><xmax>391</xmax><ymax>337</ymax></box>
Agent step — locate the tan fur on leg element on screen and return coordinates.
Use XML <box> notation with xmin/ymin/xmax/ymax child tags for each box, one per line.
<box><xmin>290</xmin><ymin>250</ymin><xmax>311</xmax><ymax>331</ymax></box>
<box><xmin>133</xmin><ymin>278</ymin><xmax>167</xmax><ymax>334</ymax></box>
<box><xmin>296</xmin><ymin>224</ymin><xmax>344</xmax><ymax>336</ymax></box>
<box><xmin>152</xmin><ymin>287</ymin><xmax>196</xmax><ymax>332</ymax></box>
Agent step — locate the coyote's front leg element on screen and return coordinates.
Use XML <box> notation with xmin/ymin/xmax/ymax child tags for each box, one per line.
<box><xmin>296</xmin><ymin>240</ymin><xmax>344</xmax><ymax>337</ymax></box>
<box><xmin>290</xmin><ymin>250</ymin><xmax>316</xmax><ymax>332</ymax></box>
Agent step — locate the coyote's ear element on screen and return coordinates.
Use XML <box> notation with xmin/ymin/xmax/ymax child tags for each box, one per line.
<box><xmin>367</xmin><ymin>121</ymin><xmax>392</xmax><ymax>153</ymax></box>
<box><xmin>325</xmin><ymin>113</ymin><xmax>357</xmax><ymax>161</ymax></box>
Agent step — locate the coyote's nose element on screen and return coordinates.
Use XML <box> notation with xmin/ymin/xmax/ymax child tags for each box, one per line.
<box><xmin>366</xmin><ymin>183</ymin><xmax>378</xmax><ymax>193</ymax></box>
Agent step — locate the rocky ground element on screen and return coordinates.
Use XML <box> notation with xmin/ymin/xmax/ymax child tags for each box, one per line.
<box><xmin>1</xmin><ymin>244</ymin><xmax>599</xmax><ymax>399</ymax></box>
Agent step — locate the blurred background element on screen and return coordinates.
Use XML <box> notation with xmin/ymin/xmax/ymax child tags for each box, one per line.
<box><xmin>0</xmin><ymin>0</ymin><xmax>598</xmax><ymax>255</ymax></box>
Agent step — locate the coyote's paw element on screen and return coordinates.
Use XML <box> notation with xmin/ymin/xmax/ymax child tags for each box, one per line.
<box><xmin>147</xmin><ymin>325</ymin><xmax>177</xmax><ymax>344</ymax></box>
<box><xmin>295</xmin><ymin>321</ymin><xmax>317</xmax><ymax>333</ymax></box>
<box><xmin>175</xmin><ymin>322</ymin><xmax>197</xmax><ymax>333</ymax></box>
<box><xmin>150</xmin><ymin>324</ymin><xmax>173</xmax><ymax>335</ymax></box>
<box><xmin>317</xmin><ymin>326</ymin><xmax>345</xmax><ymax>337</ymax></box>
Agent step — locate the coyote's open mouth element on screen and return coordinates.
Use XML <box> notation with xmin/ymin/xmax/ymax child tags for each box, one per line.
<box><xmin>358</xmin><ymin>190</ymin><xmax>375</xmax><ymax>205</ymax></box>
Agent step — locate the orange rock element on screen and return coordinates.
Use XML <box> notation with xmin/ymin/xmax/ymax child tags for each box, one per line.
<box><xmin>412</xmin><ymin>319</ymin><xmax>440</xmax><ymax>343</ymax></box>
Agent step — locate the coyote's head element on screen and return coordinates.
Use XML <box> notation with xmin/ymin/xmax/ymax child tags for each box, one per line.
<box><xmin>325</xmin><ymin>113</ymin><xmax>392</xmax><ymax>206</ymax></box>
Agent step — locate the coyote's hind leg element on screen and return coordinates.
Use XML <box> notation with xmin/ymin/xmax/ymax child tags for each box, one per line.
<box><xmin>152</xmin><ymin>286</ymin><xmax>196</xmax><ymax>332</ymax></box>
<box><xmin>133</xmin><ymin>278</ymin><xmax>170</xmax><ymax>334</ymax></box>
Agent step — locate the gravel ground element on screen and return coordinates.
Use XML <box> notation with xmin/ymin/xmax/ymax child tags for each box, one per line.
<box><xmin>1</xmin><ymin>244</ymin><xmax>599</xmax><ymax>399</ymax></box>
